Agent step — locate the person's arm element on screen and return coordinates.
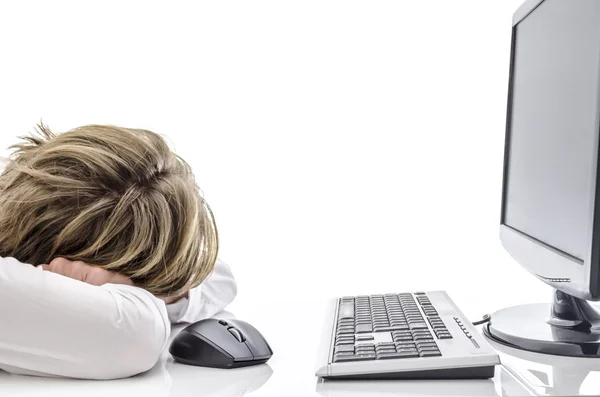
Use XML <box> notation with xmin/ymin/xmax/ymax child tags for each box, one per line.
<box><xmin>0</xmin><ymin>256</ymin><xmax>170</xmax><ymax>380</ymax></box>
<box><xmin>165</xmin><ymin>259</ymin><xmax>237</xmax><ymax>324</ymax></box>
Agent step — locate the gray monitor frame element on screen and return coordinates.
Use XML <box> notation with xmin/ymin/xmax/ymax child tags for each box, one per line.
<box><xmin>500</xmin><ymin>0</ymin><xmax>600</xmax><ymax>300</ymax></box>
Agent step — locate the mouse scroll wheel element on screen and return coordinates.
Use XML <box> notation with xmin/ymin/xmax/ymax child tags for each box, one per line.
<box><xmin>227</xmin><ymin>327</ymin><xmax>246</xmax><ymax>342</ymax></box>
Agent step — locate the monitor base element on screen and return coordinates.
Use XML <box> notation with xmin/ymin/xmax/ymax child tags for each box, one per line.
<box><xmin>484</xmin><ymin>297</ymin><xmax>600</xmax><ymax>357</ymax></box>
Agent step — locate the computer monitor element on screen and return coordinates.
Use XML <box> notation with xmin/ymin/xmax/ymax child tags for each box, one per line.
<box><xmin>484</xmin><ymin>0</ymin><xmax>600</xmax><ymax>357</ymax></box>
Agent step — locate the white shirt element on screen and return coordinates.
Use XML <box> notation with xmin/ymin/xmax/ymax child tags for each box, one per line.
<box><xmin>0</xmin><ymin>256</ymin><xmax>237</xmax><ymax>380</ymax></box>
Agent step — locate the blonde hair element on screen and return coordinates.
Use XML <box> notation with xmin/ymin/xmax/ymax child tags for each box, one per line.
<box><xmin>0</xmin><ymin>124</ymin><xmax>218</xmax><ymax>296</ymax></box>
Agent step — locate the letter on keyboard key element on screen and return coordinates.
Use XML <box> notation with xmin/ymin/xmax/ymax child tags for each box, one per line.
<box><xmin>339</xmin><ymin>302</ymin><xmax>355</xmax><ymax>319</ymax></box>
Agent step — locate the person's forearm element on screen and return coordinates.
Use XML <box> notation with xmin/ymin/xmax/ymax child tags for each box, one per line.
<box><xmin>0</xmin><ymin>256</ymin><xmax>170</xmax><ymax>379</ymax></box>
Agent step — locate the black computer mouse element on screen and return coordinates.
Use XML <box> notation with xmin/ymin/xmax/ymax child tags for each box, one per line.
<box><xmin>169</xmin><ymin>318</ymin><xmax>273</xmax><ymax>369</ymax></box>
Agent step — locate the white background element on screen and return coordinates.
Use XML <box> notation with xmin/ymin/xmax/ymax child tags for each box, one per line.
<box><xmin>0</xmin><ymin>1</ymin><xmax>576</xmax><ymax>395</ymax></box>
<box><xmin>0</xmin><ymin>0</ymin><xmax>552</xmax><ymax>342</ymax></box>
<box><xmin>0</xmin><ymin>0</ymin><xmax>550</xmax><ymax>317</ymax></box>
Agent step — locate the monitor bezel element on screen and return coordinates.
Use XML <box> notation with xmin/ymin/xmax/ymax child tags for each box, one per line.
<box><xmin>500</xmin><ymin>0</ymin><xmax>600</xmax><ymax>300</ymax></box>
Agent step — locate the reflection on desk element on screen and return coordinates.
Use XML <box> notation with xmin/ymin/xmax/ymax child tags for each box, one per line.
<box><xmin>0</xmin><ymin>352</ymin><xmax>273</xmax><ymax>397</ymax></box>
<box><xmin>0</xmin><ymin>314</ymin><xmax>274</xmax><ymax>397</ymax></box>
<box><xmin>490</xmin><ymin>338</ymin><xmax>600</xmax><ymax>396</ymax></box>
<box><xmin>315</xmin><ymin>366</ymin><xmax>530</xmax><ymax>397</ymax></box>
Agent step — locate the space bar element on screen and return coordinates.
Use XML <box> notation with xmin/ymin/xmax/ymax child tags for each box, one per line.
<box><xmin>339</xmin><ymin>302</ymin><xmax>355</xmax><ymax>319</ymax></box>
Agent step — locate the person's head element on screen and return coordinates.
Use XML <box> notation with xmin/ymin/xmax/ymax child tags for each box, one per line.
<box><xmin>0</xmin><ymin>124</ymin><xmax>218</xmax><ymax>296</ymax></box>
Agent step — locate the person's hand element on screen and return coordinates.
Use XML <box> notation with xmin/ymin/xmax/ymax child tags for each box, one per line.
<box><xmin>160</xmin><ymin>291</ymin><xmax>189</xmax><ymax>305</ymax></box>
<box><xmin>40</xmin><ymin>257</ymin><xmax>133</xmax><ymax>286</ymax></box>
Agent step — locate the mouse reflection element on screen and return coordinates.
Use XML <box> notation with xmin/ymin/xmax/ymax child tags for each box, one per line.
<box><xmin>166</xmin><ymin>358</ymin><xmax>273</xmax><ymax>397</ymax></box>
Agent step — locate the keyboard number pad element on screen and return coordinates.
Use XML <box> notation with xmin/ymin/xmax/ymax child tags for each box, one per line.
<box><xmin>417</xmin><ymin>295</ymin><xmax>453</xmax><ymax>340</ymax></box>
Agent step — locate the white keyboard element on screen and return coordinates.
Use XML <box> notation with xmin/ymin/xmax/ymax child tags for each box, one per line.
<box><xmin>315</xmin><ymin>291</ymin><xmax>500</xmax><ymax>379</ymax></box>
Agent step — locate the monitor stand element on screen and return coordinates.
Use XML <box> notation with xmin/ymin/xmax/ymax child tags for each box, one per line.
<box><xmin>483</xmin><ymin>290</ymin><xmax>600</xmax><ymax>357</ymax></box>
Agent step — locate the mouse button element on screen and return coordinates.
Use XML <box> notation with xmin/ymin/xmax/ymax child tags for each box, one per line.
<box><xmin>170</xmin><ymin>330</ymin><xmax>233</xmax><ymax>366</ymax></box>
<box><xmin>244</xmin><ymin>338</ymin><xmax>273</xmax><ymax>360</ymax></box>
<box><xmin>218</xmin><ymin>319</ymin><xmax>229</xmax><ymax>326</ymax></box>
<box><xmin>228</xmin><ymin>320</ymin><xmax>273</xmax><ymax>359</ymax></box>
<box><xmin>191</xmin><ymin>329</ymin><xmax>253</xmax><ymax>362</ymax></box>
<box><xmin>192</xmin><ymin>327</ymin><xmax>253</xmax><ymax>361</ymax></box>
<box><xmin>229</xmin><ymin>343</ymin><xmax>253</xmax><ymax>362</ymax></box>
<box><xmin>185</xmin><ymin>319</ymin><xmax>216</xmax><ymax>335</ymax></box>
<box><xmin>227</xmin><ymin>327</ymin><xmax>245</xmax><ymax>342</ymax></box>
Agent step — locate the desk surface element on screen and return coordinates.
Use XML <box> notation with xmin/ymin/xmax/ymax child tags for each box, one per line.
<box><xmin>2</xmin><ymin>298</ymin><xmax>600</xmax><ymax>397</ymax></box>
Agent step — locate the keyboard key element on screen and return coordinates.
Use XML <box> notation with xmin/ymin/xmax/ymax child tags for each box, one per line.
<box><xmin>339</xmin><ymin>301</ymin><xmax>354</xmax><ymax>319</ymax></box>
<box><xmin>334</xmin><ymin>345</ymin><xmax>355</xmax><ymax>354</ymax></box>
<box><xmin>356</xmin><ymin>349</ymin><xmax>376</xmax><ymax>355</ymax></box>
<box><xmin>389</xmin><ymin>318</ymin><xmax>406</xmax><ymax>323</ymax></box>
<box><xmin>377</xmin><ymin>351</ymin><xmax>419</xmax><ymax>359</ymax></box>
<box><xmin>355</xmin><ymin>324</ymin><xmax>373</xmax><ymax>333</ymax></box>
<box><xmin>415</xmin><ymin>347</ymin><xmax>437</xmax><ymax>353</ymax></box>
<box><xmin>356</xmin><ymin>343</ymin><xmax>375</xmax><ymax>350</ymax></box>
<box><xmin>412</xmin><ymin>329</ymin><xmax>432</xmax><ymax>335</ymax></box>
<box><xmin>356</xmin><ymin>347</ymin><xmax>375</xmax><ymax>353</ymax></box>
<box><xmin>412</xmin><ymin>335</ymin><xmax>433</xmax><ymax>341</ymax></box>
<box><xmin>356</xmin><ymin>344</ymin><xmax>375</xmax><ymax>349</ymax></box>
<box><xmin>355</xmin><ymin>335</ymin><xmax>374</xmax><ymax>342</ymax></box>
<box><xmin>335</xmin><ymin>340</ymin><xmax>354</xmax><ymax>346</ymax></box>
<box><xmin>419</xmin><ymin>350</ymin><xmax>442</xmax><ymax>357</ymax></box>
<box><xmin>372</xmin><ymin>326</ymin><xmax>397</xmax><ymax>332</ymax></box>
<box><xmin>409</xmin><ymin>322</ymin><xmax>429</xmax><ymax>330</ymax></box>
<box><xmin>334</xmin><ymin>354</ymin><xmax>376</xmax><ymax>362</ymax></box>
<box><xmin>416</xmin><ymin>341</ymin><xmax>438</xmax><ymax>348</ymax></box>
<box><xmin>412</xmin><ymin>335</ymin><xmax>433</xmax><ymax>340</ymax></box>
<box><xmin>397</xmin><ymin>348</ymin><xmax>419</xmax><ymax>354</ymax></box>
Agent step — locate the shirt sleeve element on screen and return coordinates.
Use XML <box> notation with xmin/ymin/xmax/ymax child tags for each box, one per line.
<box><xmin>165</xmin><ymin>259</ymin><xmax>237</xmax><ymax>324</ymax></box>
<box><xmin>0</xmin><ymin>256</ymin><xmax>170</xmax><ymax>380</ymax></box>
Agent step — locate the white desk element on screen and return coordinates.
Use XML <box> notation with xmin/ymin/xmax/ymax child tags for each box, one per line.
<box><xmin>1</xmin><ymin>298</ymin><xmax>600</xmax><ymax>397</ymax></box>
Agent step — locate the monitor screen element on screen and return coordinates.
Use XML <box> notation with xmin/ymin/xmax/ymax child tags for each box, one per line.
<box><xmin>504</xmin><ymin>0</ymin><xmax>600</xmax><ymax>261</ymax></box>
